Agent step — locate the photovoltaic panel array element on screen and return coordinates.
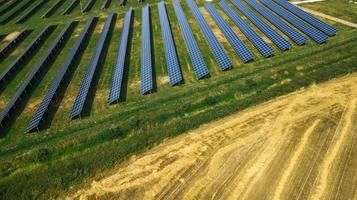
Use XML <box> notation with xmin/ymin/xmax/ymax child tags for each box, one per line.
<box><xmin>186</xmin><ymin>0</ymin><xmax>231</xmax><ymax>71</ymax></box>
<box><xmin>219</xmin><ymin>1</ymin><xmax>274</xmax><ymax>57</ymax></box>
<box><xmin>1</xmin><ymin>23</ymin><xmax>74</xmax><ymax>129</ymax></box>
<box><xmin>0</xmin><ymin>0</ymin><xmax>35</xmax><ymax>24</ymax></box>
<box><xmin>16</xmin><ymin>0</ymin><xmax>48</xmax><ymax>24</ymax></box>
<box><xmin>141</xmin><ymin>4</ymin><xmax>154</xmax><ymax>95</ymax></box>
<box><xmin>173</xmin><ymin>0</ymin><xmax>208</xmax><ymax>79</ymax></box>
<box><xmin>42</xmin><ymin>0</ymin><xmax>66</xmax><ymax>18</ymax></box>
<box><xmin>244</xmin><ymin>0</ymin><xmax>306</xmax><ymax>45</ymax></box>
<box><xmin>205</xmin><ymin>3</ymin><xmax>253</xmax><ymax>63</ymax></box>
<box><xmin>273</xmin><ymin>0</ymin><xmax>337</xmax><ymax>36</ymax></box>
<box><xmin>62</xmin><ymin>0</ymin><xmax>80</xmax><ymax>15</ymax></box>
<box><xmin>108</xmin><ymin>8</ymin><xmax>132</xmax><ymax>104</ymax></box>
<box><xmin>82</xmin><ymin>0</ymin><xmax>95</xmax><ymax>13</ymax></box>
<box><xmin>158</xmin><ymin>1</ymin><xmax>182</xmax><ymax>86</ymax></box>
<box><xmin>0</xmin><ymin>30</ymin><xmax>32</xmax><ymax>59</ymax></box>
<box><xmin>230</xmin><ymin>0</ymin><xmax>291</xmax><ymax>51</ymax></box>
<box><xmin>0</xmin><ymin>0</ymin><xmax>21</xmax><ymax>17</ymax></box>
<box><xmin>259</xmin><ymin>0</ymin><xmax>327</xmax><ymax>43</ymax></box>
<box><xmin>27</xmin><ymin>18</ymin><xmax>96</xmax><ymax>132</ymax></box>
<box><xmin>70</xmin><ymin>13</ymin><xmax>115</xmax><ymax>119</ymax></box>
<box><xmin>0</xmin><ymin>26</ymin><xmax>54</xmax><ymax>85</ymax></box>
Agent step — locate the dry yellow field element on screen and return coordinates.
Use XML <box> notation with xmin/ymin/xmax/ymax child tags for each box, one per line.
<box><xmin>69</xmin><ymin>74</ymin><xmax>357</xmax><ymax>200</ymax></box>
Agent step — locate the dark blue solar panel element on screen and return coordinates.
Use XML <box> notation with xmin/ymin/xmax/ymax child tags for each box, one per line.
<box><xmin>0</xmin><ymin>30</ymin><xmax>31</xmax><ymax>60</ymax></box>
<box><xmin>273</xmin><ymin>0</ymin><xmax>337</xmax><ymax>36</ymax></box>
<box><xmin>108</xmin><ymin>8</ymin><xmax>132</xmax><ymax>104</ymax></box>
<box><xmin>219</xmin><ymin>0</ymin><xmax>274</xmax><ymax>57</ymax></box>
<box><xmin>141</xmin><ymin>4</ymin><xmax>153</xmax><ymax>95</ymax></box>
<box><xmin>230</xmin><ymin>0</ymin><xmax>291</xmax><ymax>51</ymax></box>
<box><xmin>119</xmin><ymin>0</ymin><xmax>126</xmax><ymax>6</ymax></box>
<box><xmin>42</xmin><ymin>0</ymin><xmax>66</xmax><ymax>18</ymax></box>
<box><xmin>0</xmin><ymin>26</ymin><xmax>54</xmax><ymax>85</ymax></box>
<box><xmin>186</xmin><ymin>0</ymin><xmax>232</xmax><ymax>70</ymax></box>
<box><xmin>62</xmin><ymin>0</ymin><xmax>79</xmax><ymax>15</ymax></box>
<box><xmin>27</xmin><ymin>18</ymin><xmax>96</xmax><ymax>133</ymax></box>
<box><xmin>244</xmin><ymin>0</ymin><xmax>306</xmax><ymax>45</ymax></box>
<box><xmin>158</xmin><ymin>1</ymin><xmax>183</xmax><ymax>86</ymax></box>
<box><xmin>70</xmin><ymin>13</ymin><xmax>115</xmax><ymax>119</ymax></box>
<box><xmin>259</xmin><ymin>0</ymin><xmax>327</xmax><ymax>44</ymax></box>
<box><xmin>101</xmin><ymin>0</ymin><xmax>111</xmax><ymax>9</ymax></box>
<box><xmin>173</xmin><ymin>0</ymin><xmax>209</xmax><ymax>79</ymax></box>
<box><xmin>0</xmin><ymin>23</ymin><xmax>74</xmax><ymax>130</ymax></box>
<box><xmin>15</xmin><ymin>0</ymin><xmax>48</xmax><ymax>24</ymax></box>
<box><xmin>205</xmin><ymin>3</ymin><xmax>253</xmax><ymax>63</ymax></box>
<box><xmin>82</xmin><ymin>0</ymin><xmax>95</xmax><ymax>13</ymax></box>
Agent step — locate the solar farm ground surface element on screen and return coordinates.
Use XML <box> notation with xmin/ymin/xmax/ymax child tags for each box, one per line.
<box><xmin>0</xmin><ymin>0</ymin><xmax>356</xmax><ymax>199</ymax></box>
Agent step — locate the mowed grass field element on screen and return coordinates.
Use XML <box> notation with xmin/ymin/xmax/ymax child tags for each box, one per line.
<box><xmin>0</xmin><ymin>0</ymin><xmax>356</xmax><ymax>199</ymax></box>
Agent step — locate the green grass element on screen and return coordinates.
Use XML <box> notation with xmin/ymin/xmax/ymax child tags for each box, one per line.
<box><xmin>301</xmin><ymin>0</ymin><xmax>357</xmax><ymax>23</ymax></box>
<box><xmin>0</xmin><ymin>0</ymin><xmax>356</xmax><ymax>199</ymax></box>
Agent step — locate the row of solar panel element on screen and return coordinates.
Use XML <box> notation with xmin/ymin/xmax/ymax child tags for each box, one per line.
<box><xmin>186</xmin><ymin>0</ymin><xmax>232</xmax><ymax>71</ymax></box>
<box><xmin>0</xmin><ymin>0</ymin><xmax>21</xmax><ymax>17</ymax></box>
<box><xmin>140</xmin><ymin>5</ymin><xmax>154</xmax><ymax>95</ymax></box>
<box><xmin>158</xmin><ymin>2</ymin><xmax>183</xmax><ymax>86</ymax></box>
<box><xmin>15</xmin><ymin>0</ymin><xmax>48</xmax><ymax>24</ymax></box>
<box><xmin>0</xmin><ymin>0</ymin><xmax>35</xmax><ymax>24</ymax></box>
<box><xmin>108</xmin><ymin>8</ymin><xmax>132</xmax><ymax>104</ymax></box>
<box><xmin>0</xmin><ymin>0</ymin><xmax>124</xmax><ymax>23</ymax></box>
<box><xmin>27</xmin><ymin>17</ymin><xmax>97</xmax><ymax>133</ymax></box>
<box><xmin>173</xmin><ymin>0</ymin><xmax>209</xmax><ymax>79</ymax></box>
<box><xmin>1</xmin><ymin>0</ymin><xmax>338</xmax><ymax>132</ymax></box>
<box><xmin>70</xmin><ymin>12</ymin><xmax>115</xmax><ymax>119</ymax></box>
<box><xmin>0</xmin><ymin>26</ymin><xmax>54</xmax><ymax>84</ymax></box>
<box><xmin>0</xmin><ymin>22</ymin><xmax>75</xmax><ymax>130</ymax></box>
<box><xmin>0</xmin><ymin>30</ymin><xmax>32</xmax><ymax>60</ymax></box>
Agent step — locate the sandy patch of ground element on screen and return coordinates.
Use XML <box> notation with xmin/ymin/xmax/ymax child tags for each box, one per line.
<box><xmin>3</xmin><ymin>31</ymin><xmax>21</xmax><ymax>42</ymax></box>
<box><xmin>69</xmin><ymin>73</ymin><xmax>357</xmax><ymax>200</ymax></box>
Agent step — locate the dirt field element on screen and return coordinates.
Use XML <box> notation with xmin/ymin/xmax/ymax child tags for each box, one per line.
<box><xmin>69</xmin><ymin>74</ymin><xmax>357</xmax><ymax>200</ymax></box>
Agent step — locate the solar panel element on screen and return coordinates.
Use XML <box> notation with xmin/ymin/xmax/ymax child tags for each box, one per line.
<box><xmin>141</xmin><ymin>4</ymin><xmax>154</xmax><ymax>95</ymax></box>
<box><xmin>27</xmin><ymin>18</ymin><xmax>96</xmax><ymax>133</ymax></box>
<box><xmin>0</xmin><ymin>26</ymin><xmax>54</xmax><ymax>85</ymax></box>
<box><xmin>0</xmin><ymin>22</ymin><xmax>74</xmax><ymax>130</ymax></box>
<box><xmin>273</xmin><ymin>0</ymin><xmax>337</xmax><ymax>36</ymax></box>
<box><xmin>230</xmin><ymin>0</ymin><xmax>291</xmax><ymax>51</ymax></box>
<box><xmin>70</xmin><ymin>13</ymin><xmax>115</xmax><ymax>119</ymax></box>
<box><xmin>0</xmin><ymin>0</ymin><xmax>35</xmax><ymax>24</ymax></box>
<box><xmin>108</xmin><ymin>8</ymin><xmax>132</xmax><ymax>104</ymax></box>
<box><xmin>62</xmin><ymin>0</ymin><xmax>80</xmax><ymax>15</ymax></box>
<box><xmin>101</xmin><ymin>0</ymin><xmax>111</xmax><ymax>9</ymax></box>
<box><xmin>219</xmin><ymin>1</ymin><xmax>274</xmax><ymax>57</ymax></box>
<box><xmin>244</xmin><ymin>0</ymin><xmax>307</xmax><ymax>45</ymax></box>
<box><xmin>119</xmin><ymin>0</ymin><xmax>126</xmax><ymax>6</ymax></box>
<box><xmin>82</xmin><ymin>0</ymin><xmax>95</xmax><ymax>13</ymax></box>
<box><xmin>173</xmin><ymin>0</ymin><xmax>209</xmax><ymax>79</ymax></box>
<box><xmin>0</xmin><ymin>30</ymin><xmax>32</xmax><ymax>60</ymax></box>
<box><xmin>16</xmin><ymin>0</ymin><xmax>48</xmax><ymax>24</ymax></box>
<box><xmin>42</xmin><ymin>0</ymin><xmax>66</xmax><ymax>18</ymax></box>
<box><xmin>0</xmin><ymin>0</ymin><xmax>21</xmax><ymax>17</ymax></box>
<box><xmin>205</xmin><ymin>2</ymin><xmax>253</xmax><ymax>63</ymax></box>
<box><xmin>259</xmin><ymin>0</ymin><xmax>328</xmax><ymax>44</ymax></box>
<box><xmin>158</xmin><ymin>2</ymin><xmax>183</xmax><ymax>86</ymax></box>
<box><xmin>186</xmin><ymin>0</ymin><xmax>232</xmax><ymax>71</ymax></box>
